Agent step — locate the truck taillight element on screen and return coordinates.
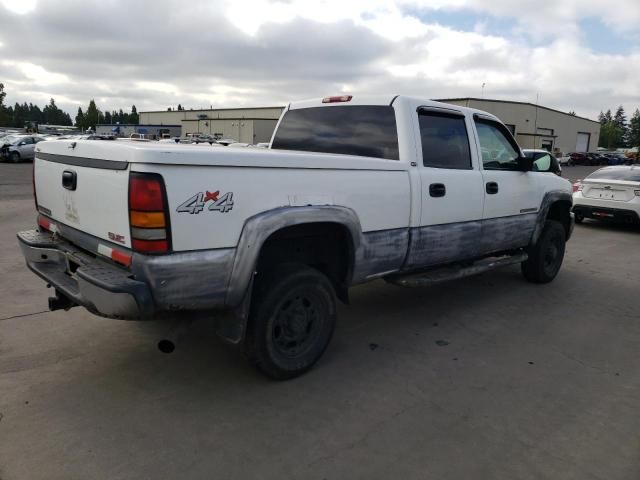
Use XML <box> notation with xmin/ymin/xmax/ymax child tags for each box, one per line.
<box><xmin>322</xmin><ymin>95</ymin><xmax>352</xmax><ymax>103</ymax></box>
<box><xmin>128</xmin><ymin>173</ymin><xmax>171</xmax><ymax>253</ymax></box>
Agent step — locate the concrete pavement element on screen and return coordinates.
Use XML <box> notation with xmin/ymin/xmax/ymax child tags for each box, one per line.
<box><xmin>1</xmin><ymin>163</ymin><xmax>639</xmax><ymax>480</ymax></box>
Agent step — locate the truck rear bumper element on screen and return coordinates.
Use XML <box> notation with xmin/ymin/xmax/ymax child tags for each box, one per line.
<box><xmin>17</xmin><ymin>229</ymin><xmax>155</xmax><ymax>319</ymax></box>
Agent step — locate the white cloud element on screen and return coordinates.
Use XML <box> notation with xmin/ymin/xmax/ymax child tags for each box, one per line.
<box><xmin>0</xmin><ymin>0</ymin><xmax>36</xmax><ymax>14</ymax></box>
<box><xmin>0</xmin><ymin>0</ymin><xmax>638</xmax><ymax>121</ymax></box>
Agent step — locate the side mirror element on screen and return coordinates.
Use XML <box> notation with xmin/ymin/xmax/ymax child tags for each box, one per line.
<box><xmin>18</xmin><ymin>141</ymin><xmax>26</xmax><ymax>146</ymax></box>
<box><xmin>517</xmin><ymin>155</ymin><xmax>534</xmax><ymax>171</ymax></box>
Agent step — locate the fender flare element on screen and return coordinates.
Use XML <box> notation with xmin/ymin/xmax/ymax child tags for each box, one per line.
<box><xmin>530</xmin><ymin>190</ymin><xmax>573</xmax><ymax>245</ymax></box>
<box><xmin>224</xmin><ymin>205</ymin><xmax>363</xmax><ymax>307</ymax></box>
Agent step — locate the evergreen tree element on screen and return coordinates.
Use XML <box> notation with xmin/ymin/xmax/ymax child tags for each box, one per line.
<box><xmin>85</xmin><ymin>99</ymin><xmax>101</xmax><ymax>130</ymax></box>
<box><xmin>75</xmin><ymin>107</ymin><xmax>85</xmax><ymax>129</ymax></box>
<box><xmin>0</xmin><ymin>83</ymin><xmax>7</xmax><ymax>126</ymax></box>
<box><xmin>130</xmin><ymin>105</ymin><xmax>138</xmax><ymax>124</ymax></box>
<box><xmin>613</xmin><ymin>105</ymin><xmax>628</xmax><ymax>147</ymax></box>
<box><xmin>104</xmin><ymin>111</ymin><xmax>112</xmax><ymax>124</ymax></box>
<box><xmin>629</xmin><ymin>109</ymin><xmax>640</xmax><ymax>148</ymax></box>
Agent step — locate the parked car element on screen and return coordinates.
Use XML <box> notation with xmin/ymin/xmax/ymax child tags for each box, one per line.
<box><xmin>18</xmin><ymin>94</ymin><xmax>574</xmax><ymax>379</ymax></box>
<box><xmin>0</xmin><ymin>135</ymin><xmax>45</xmax><ymax>163</ymax></box>
<box><xmin>557</xmin><ymin>155</ymin><xmax>573</xmax><ymax>166</ymax></box>
<box><xmin>587</xmin><ymin>152</ymin><xmax>608</xmax><ymax>165</ymax></box>
<box><xmin>572</xmin><ymin>166</ymin><xmax>640</xmax><ymax>224</ymax></box>
<box><xmin>568</xmin><ymin>152</ymin><xmax>590</xmax><ymax>165</ymax></box>
<box><xmin>522</xmin><ymin>149</ymin><xmax>562</xmax><ymax>176</ymax></box>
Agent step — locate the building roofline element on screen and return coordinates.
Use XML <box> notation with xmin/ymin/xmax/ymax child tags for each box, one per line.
<box><xmin>139</xmin><ymin>106</ymin><xmax>285</xmax><ymax>114</ymax></box>
<box><xmin>96</xmin><ymin>124</ymin><xmax>181</xmax><ymax>127</ymax></box>
<box><xmin>436</xmin><ymin>97</ymin><xmax>599</xmax><ymax>124</ymax></box>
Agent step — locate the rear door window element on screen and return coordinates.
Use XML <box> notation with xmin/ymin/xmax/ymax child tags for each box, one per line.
<box><xmin>271</xmin><ymin>106</ymin><xmax>399</xmax><ymax>160</ymax></box>
<box><xmin>418</xmin><ymin>111</ymin><xmax>471</xmax><ymax>169</ymax></box>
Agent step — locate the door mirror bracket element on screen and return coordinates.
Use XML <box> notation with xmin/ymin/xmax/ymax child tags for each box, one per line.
<box><xmin>517</xmin><ymin>155</ymin><xmax>534</xmax><ymax>172</ymax></box>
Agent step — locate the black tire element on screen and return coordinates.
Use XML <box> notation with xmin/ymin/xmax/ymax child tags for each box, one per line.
<box><xmin>244</xmin><ymin>263</ymin><xmax>337</xmax><ymax>380</ymax></box>
<box><xmin>9</xmin><ymin>152</ymin><xmax>20</xmax><ymax>163</ymax></box>
<box><xmin>521</xmin><ymin>220</ymin><xmax>566</xmax><ymax>283</ymax></box>
<box><xmin>574</xmin><ymin>212</ymin><xmax>584</xmax><ymax>224</ymax></box>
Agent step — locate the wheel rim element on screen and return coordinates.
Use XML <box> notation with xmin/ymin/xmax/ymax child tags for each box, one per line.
<box><xmin>271</xmin><ymin>292</ymin><xmax>323</xmax><ymax>358</ymax></box>
<box><xmin>543</xmin><ymin>233</ymin><xmax>563</xmax><ymax>276</ymax></box>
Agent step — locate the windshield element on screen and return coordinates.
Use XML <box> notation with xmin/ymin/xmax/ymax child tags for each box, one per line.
<box><xmin>587</xmin><ymin>167</ymin><xmax>640</xmax><ymax>182</ymax></box>
<box><xmin>1</xmin><ymin>135</ymin><xmax>19</xmax><ymax>145</ymax></box>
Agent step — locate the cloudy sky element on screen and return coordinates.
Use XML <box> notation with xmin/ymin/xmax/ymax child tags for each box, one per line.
<box><xmin>0</xmin><ymin>0</ymin><xmax>639</xmax><ymax>120</ymax></box>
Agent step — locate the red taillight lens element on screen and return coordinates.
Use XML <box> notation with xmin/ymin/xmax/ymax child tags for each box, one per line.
<box><xmin>131</xmin><ymin>239</ymin><xmax>169</xmax><ymax>253</ymax></box>
<box><xmin>129</xmin><ymin>173</ymin><xmax>171</xmax><ymax>253</ymax></box>
<box><xmin>322</xmin><ymin>95</ymin><xmax>352</xmax><ymax>103</ymax></box>
<box><xmin>129</xmin><ymin>174</ymin><xmax>165</xmax><ymax>211</ymax></box>
<box><xmin>572</xmin><ymin>181</ymin><xmax>583</xmax><ymax>193</ymax></box>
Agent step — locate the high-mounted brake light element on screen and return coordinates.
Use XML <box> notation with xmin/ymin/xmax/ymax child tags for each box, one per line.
<box><xmin>322</xmin><ymin>95</ymin><xmax>353</xmax><ymax>103</ymax></box>
<box><xmin>128</xmin><ymin>173</ymin><xmax>171</xmax><ymax>253</ymax></box>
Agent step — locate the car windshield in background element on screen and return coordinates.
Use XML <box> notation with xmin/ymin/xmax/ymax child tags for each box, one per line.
<box><xmin>587</xmin><ymin>167</ymin><xmax>640</xmax><ymax>182</ymax></box>
<box><xmin>271</xmin><ymin>105</ymin><xmax>399</xmax><ymax>160</ymax></box>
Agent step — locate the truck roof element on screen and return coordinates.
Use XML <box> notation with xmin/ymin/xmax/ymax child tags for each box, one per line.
<box><xmin>288</xmin><ymin>95</ymin><xmax>501</xmax><ymax>123</ymax></box>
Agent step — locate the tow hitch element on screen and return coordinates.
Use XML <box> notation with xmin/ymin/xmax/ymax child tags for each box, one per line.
<box><xmin>48</xmin><ymin>290</ymin><xmax>77</xmax><ymax>311</ymax></box>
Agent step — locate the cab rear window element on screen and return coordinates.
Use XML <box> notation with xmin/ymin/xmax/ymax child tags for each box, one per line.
<box><xmin>271</xmin><ymin>106</ymin><xmax>399</xmax><ymax>160</ymax></box>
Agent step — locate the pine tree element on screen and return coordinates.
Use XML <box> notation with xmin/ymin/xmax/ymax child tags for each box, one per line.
<box><xmin>85</xmin><ymin>99</ymin><xmax>101</xmax><ymax>131</ymax></box>
<box><xmin>130</xmin><ymin>105</ymin><xmax>139</xmax><ymax>124</ymax></box>
<box><xmin>75</xmin><ymin>107</ymin><xmax>85</xmax><ymax>129</ymax></box>
<box><xmin>613</xmin><ymin>105</ymin><xmax>628</xmax><ymax>147</ymax></box>
<box><xmin>0</xmin><ymin>83</ymin><xmax>7</xmax><ymax>126</ymax></box>
<box><xmin>629</xmin><ymin>109</ymin><xmax>640</xmax><ymax>148</ymax></box>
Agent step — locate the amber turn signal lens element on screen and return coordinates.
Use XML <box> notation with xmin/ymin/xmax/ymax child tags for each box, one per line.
<box><xmin>130</xmin><ymin>210</ymin><xmax>166</xmax><ymax>228</ymax></box>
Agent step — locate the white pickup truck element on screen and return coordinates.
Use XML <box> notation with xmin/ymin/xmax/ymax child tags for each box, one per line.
<box><xmin>18</xmin><ymin>95</ymin><xmax>574</xmax><ymax>379</ymax></box>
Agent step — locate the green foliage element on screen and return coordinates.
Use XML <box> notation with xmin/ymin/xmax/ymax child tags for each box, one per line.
<box><xmin>598</xmin><ymin>106</ymin><xmax>633</xmax><ymax>149</ymax></box>
<box><xmin>629</xmin><ymin>109</ymin><xmax>640</xmax><ymax>148</ymax></box>
<box><xmin>0</xmin><ymin>84</ymin><xmax>139</xmax><ymax>131</ymax></box>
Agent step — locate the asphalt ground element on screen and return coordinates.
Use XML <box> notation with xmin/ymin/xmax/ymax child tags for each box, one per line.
<box><xmin>1</xmin><ymin>162</ymin><xmax>639</xmax><ymax>480</ymax></box>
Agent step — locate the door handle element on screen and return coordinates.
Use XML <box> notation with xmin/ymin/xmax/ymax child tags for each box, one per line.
<box><xmin>62</xmin><ymin>170</ymin><xmax>77</xmax><ymax>191</ymax></box>
<box><xmin>486</xmin><ymin>182</ymin><xmax>499</xmax><ymax>194</ymax></box>
<box><xmin>429</xmin><ymin>183</ymin><xmax>446</xmax><ymax>197</ymax></box>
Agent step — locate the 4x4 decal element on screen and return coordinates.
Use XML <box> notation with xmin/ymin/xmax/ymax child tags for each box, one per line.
<box><xmin>176</xmin><ymin>190</ymin><xmax>234</xmax><ymax>214</ymax></box>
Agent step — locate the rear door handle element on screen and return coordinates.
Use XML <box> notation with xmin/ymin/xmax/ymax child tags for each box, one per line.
<box><xmin>429</xmin><ymin>183</ymin><xmax>446</xmax><ymax>197</ymax></box>
<box><xmin>486</xmin><ymin>182</ymin><xmax>499</xmax><ymax>194</ymax></box>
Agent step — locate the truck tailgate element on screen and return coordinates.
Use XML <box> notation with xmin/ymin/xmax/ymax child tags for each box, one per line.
<box><xmin>34</xmin><ymin>151</ymin><xmax>132</xmax><ymax>248</ymax></box>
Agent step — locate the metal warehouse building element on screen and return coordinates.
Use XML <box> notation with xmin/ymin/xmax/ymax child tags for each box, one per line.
<box><xmin>95</xmin><ymin>124</ymin><xmax>181</xmax><ymax>138</ymax></box>
<box><xmin>138</xmin><ymin>106</ymin><xmax>284</xmax><ymax>144</ymax></box>
<box><xmin>439</xmin><ymin>98</ymin><xmax>601</xmax><ymax>155</ymax></box>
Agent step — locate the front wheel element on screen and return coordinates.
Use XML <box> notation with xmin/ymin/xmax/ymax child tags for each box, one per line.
<box><xmin>521</xmin><ymin>220</ymin><xmax>566</xmax><ymax>283</ymax></box>
<box><xmin>9</xmin><ymin>152</ymin><xmax>20</xmax><ymax>163</ymax></box>
<box><xmin>244</xmin><ymin>263</ymin><xmax>337</xmax><ymax>380</ymax></box>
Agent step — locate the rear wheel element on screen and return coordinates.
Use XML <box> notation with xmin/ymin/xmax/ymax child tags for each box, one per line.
<box><xmin>574</xmin><ymin>211</ymin><xmax>584</xmax><ymax>224</ymax></box>
<box><xmin>244</xmin><ymin>263</ymin><xmax>337</xmax><ymax>380</ymax></box>
<box><xmin>9</xmin><ymin>152</ymin><xmax>20</xmax><ymax>163</ymax></box>
<box><xmin>522</xmin><ymin>220</ymin><xmax>566</xmax><ymax>283</ymax></box>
